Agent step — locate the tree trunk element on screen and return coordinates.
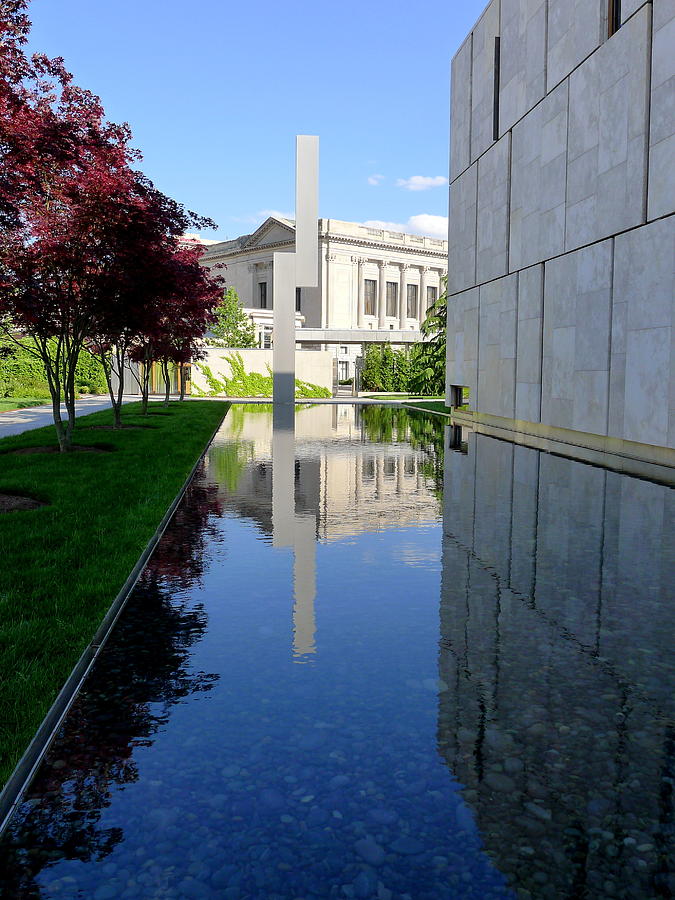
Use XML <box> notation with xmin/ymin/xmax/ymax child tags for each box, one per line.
<box><xmin>179</xmin><ymin>364</ymin><xmax>186</xmax><ymax>401</ymax></box>
<box><xmin>141</xmin><ymin>357</ymin><xmax>151</xmax><ymax>416</ymax></box>
<box><xmin>162</xmin><ymin>359</ymin><xmax>170</xmax><ymax>406</ymax></box>
<box><xmin>50</xmin><ymin>390</ymin><xmax>68</xmax><ymax>452</ymax></box>
<box><xmin>113</xmin><ymin>347</ymin><xmax>125</xmax><ymax>428</ymax></box>
<box><xmin>100</xmin><ymin>351</ymin><xmax>122</xmax><ymax>430</ymax></box>
<box><xmin>64</xmin><ymin>363</ymin><xmax>77</xmax><ymax>448</ymax></box>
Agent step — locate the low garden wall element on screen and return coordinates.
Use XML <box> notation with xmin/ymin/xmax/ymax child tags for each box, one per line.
<box><xmin>192</xmin><ymin>348</ymin><xmax>334</xmax><ymax>397</ymax></box>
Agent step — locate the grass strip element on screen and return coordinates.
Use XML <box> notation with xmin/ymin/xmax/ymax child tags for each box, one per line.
<box><xmin>362</xmin><ymin>394</ymin><xmax>445</xmax><ymax>401</ymax></box>
<box><xmin>404</xmin><ymin>400</ymin><xmax>453</xmax><ymax>416</ymax></box>
<box><xmin>0</xmin><ymin>399</ymin><xmax>48</xmax><ymax>413</ymax></box>
<box><xmin>0</xmin><ymin>399</ymin><xmax>229</xmax><ymax>788</ymax></box>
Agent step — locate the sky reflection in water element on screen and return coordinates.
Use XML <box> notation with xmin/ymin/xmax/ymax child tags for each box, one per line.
<box><xmin>0</xmin><ymin>403</ymin><xmax>672</xmax><ymax>900</ymax></box>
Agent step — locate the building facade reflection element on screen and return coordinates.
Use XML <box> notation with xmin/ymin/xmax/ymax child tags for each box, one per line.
<box><xmin>209</xmin><ymin>403</ymin><xmax>444</xmax><ymax>665</ymax></box>
<box><xmin>439</xmin><ymin>429</ymin><xmax>674</xmax><ymax>899</ymax></box>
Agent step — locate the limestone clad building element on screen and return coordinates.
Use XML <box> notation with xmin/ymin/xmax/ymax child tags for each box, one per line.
<box><xmin>446</xmin><ymin>0</ymin><xmax>674</xmax><ymax>473</ymax></box>
<box><xmin>201</xmin><ymin>217</ymin><xmax>447</xmax><ymax>382</ymax></box>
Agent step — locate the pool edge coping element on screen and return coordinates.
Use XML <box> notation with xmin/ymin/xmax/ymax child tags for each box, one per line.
<box><xmin>0</xmin><ymin>402</ymin><xmax>231</xmax><ymax>836</ymax></box>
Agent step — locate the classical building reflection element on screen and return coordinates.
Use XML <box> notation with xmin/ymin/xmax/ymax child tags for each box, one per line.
<box><xmin>438</xmin><ymin>429</ymin><xmax>674</xmax><ymax>899</ymax></box>
<box><xmin>209</xmin><ymin>404</ymin><xmax>445</xmax><ymax>665</ymax></box>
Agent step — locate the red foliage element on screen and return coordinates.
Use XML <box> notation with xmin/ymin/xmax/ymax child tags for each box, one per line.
<box><xmin>0</xmin><ymin>1</ymin><xmax>223</xmax><ymax>443</ymax></box>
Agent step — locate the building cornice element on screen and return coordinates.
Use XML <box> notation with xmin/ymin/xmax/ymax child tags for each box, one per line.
<box><xmin>322</xmin><ymin>233</ymin><xmax>447</xmax><ymax>258</ymax></box>
<box><xmin>202</xmin><ymin>239</ymin><xmax>296</xmax><ymax>262</ymax></box>
<box><xmin>204</xmin><ymin>236</ymin><xmax>447</xmax><ymax>265</ymax></box>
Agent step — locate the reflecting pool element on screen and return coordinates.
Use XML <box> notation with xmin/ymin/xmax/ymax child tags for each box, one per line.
<box><xmin>0</xmin><ymin>404</ymin><xmax>672</xmax><ymax>900</ymax></box>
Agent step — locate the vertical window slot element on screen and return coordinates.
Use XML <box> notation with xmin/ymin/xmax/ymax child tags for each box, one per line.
<box><xmin>608</xmin><ymin>0</ymin><xmax>621</xmax><ymax>36</ymax></box>
<box><xmin>493</xmin><ymin>36</ymin><xmax>501</xmax><ymax>141</ymax></box>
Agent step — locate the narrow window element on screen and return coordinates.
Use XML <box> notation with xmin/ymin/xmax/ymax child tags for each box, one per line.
<box><xmin>493</xmin><ymin>36</ymin><xmax>500</xmax><ymax>141</ymax></box>
<box><xmin>406</xmin><ymin>283</ymin><xmax>418</xmax><ymax>319</ymax></box>
<box><xmin>364</xmin><ymin>279</ymin><xmax>377</xmax><ymax>316</ymax></box>
<box><xmin>608</xmin><ymin>0</ymin><xmax>621</xmax><ymax>36</ymax></box>
<box><xmin>386</xmin><ymin>282</ymin><xmax>398</xmax><ymax>317</ymax></box>
<box><xmin>259</xmin><ymin>282</ymin><xmax>267</xmax><ymax>309</ymax></box>
<box><xmin>262</xmin><ymin>327</ymin><xmax>272</xmax><ymax>349</ymax></box>
<box><xmin>340</xmin><ymin>345</ymin><xmax>348</xmax><ymax>355</ymax></box>
<box><xmin>295</xmin><ymin>287</ymin><xmax>301</xmax><ymax>312</ymax></box>
<box><xmin>427</xmin><ymin>285</ymin><xmax>438</xmax><ymax>310</ymax></box>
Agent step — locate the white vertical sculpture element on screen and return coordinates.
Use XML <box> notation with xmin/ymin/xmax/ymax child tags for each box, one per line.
<box><xmin>273</xmin><ymin>135</ymin><xmax>319</xmax><ymax>404</ymax></box>
<box><xmin>272</xmin><ymin>136</ymin><xmax>319</xmax><ymax>658</ymax></box>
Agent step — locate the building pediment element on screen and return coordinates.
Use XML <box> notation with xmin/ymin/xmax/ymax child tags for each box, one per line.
<box><xmin>242</xmin><ymin>216</ymin><xmax>296</xmax><ymax>250</ymax></box>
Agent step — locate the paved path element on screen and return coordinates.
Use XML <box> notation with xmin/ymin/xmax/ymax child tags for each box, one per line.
<box><xmin>0</xmin><ymin>395</ymin><xmax>422</xmax><ymax>440</ymax></box>
<box><xmin>0</xmin><ymin>396</ymin><xmax>130</xmax><ymax>439</ymax></box>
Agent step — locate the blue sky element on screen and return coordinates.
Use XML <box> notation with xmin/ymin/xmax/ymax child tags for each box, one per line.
<box><xmin>26</xmin><ymin>0</ymin><xmax>486</xmax><ymax>241</ymax></box>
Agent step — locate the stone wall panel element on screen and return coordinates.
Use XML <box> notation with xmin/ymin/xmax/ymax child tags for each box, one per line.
<box><xmin>648</xmin><ymin>0</ymin><xmax>675</xmax><ymax>220</ymax></box>
<box><xmin>476</xmin><ymin>133</ymin><xmax>511</xmax><ymax>283</ymax></box>
<box><xmin>611</xmin><ymin>219</ymin><xmax>674</xmax><ymax>447</ymax></box>
<box><xmin>446</xmin><ymin>287</ymin><xmax>480</xmax><ymax>402</ymax></box>
<box><xmin>510</xmin><ymin>80</ymin><xmax>568</xmax><ymax>270</ymax></box>
<box><xmin>542</xmin><ymin>241</ymin><xmax>613</xmax><ymax>435</ymax></box>
<box><xmin>499</xmin><ymin>0</ymin><xmax>547</xmax><ymax>134</ymax></box>
<box><xmin>547</xmin><ymin>0</ymin><xmax>603</xmax><ymax>91</ymax></box>
<box><xmin>477</xmin><ymin>274</ymin><xmax>518</xmax><ymax>418</ymax></box>
<box><xmin>565</xmin><ymin>8</ymin><xmax>650</xmax><ymax>251</ymax></box>
<box><xmin>515</xmin><ymin>264</ymin><xmax>543</xmax><ymax>422</ymax></box>
<box><xmin>471</xmin><ymin>0</ymin><xmax>501</xmax><ymax>163</ymax></box>
<box><xmin>448</xmin><ymin>163</ymin><xmax>478</xmax><ymax>294</ymax></box>
<box><xmin>450</xmin><ymin>35</ymin><xmax>473</xmax><ymax>182</ymax></box>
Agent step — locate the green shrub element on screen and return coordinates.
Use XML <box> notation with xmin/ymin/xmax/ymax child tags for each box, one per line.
<box><xmin>197</xmin><ymin>353</ymin><xmax>331</xmax><ymax>399</ymax></box>
<box><xmin>361</xmin><ymin>344</ymin><xmax>413</xmax><ymax>393</ymax></box>
<box><xmin>0</xmin><ymin>339</ymin><xmax>107</xmax><ymax>398</ymax></box>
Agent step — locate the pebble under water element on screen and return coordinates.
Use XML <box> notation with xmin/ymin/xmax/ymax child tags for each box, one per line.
<box><xmin>0</xmin><ymin>403</ymin><xmax>672</xmax><ymax>900</ymax></box>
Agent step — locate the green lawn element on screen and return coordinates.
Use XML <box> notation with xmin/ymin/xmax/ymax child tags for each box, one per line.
<box><xmin>0</xmin><ymin>398</ymin><xmax>48</xmax><ymax>413</ymax></box>
<box><xmin>404</xmin><ymin>400</ymin><xmax>453</xmax><ymax>416</ymax></box>
<box><xmin>362</xmin><ymin>394</ymin><xmax>445</xmax><ymax>401</ymax></box>
<box><xmin>0</xmin><ymin>400</ymin><xmax>229</xmax><ymax>788</ymax></box>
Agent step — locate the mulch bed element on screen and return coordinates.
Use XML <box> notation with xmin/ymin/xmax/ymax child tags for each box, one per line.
<box><xmin>0</xmin><ymin>494</ymin><xmax>47</xmax><ymax>513</ymax></box>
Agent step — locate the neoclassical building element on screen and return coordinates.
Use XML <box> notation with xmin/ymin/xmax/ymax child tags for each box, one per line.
<box><xmin>200</xmin><ymin>217</ymin><xmax>447</xmax><ymax>382</ymax></box>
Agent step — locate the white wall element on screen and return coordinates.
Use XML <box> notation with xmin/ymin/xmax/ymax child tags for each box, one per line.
<box><xmin>192</xmin><ymin>348</ymin><xmax>334</xmax><ymax>396</ymax></box>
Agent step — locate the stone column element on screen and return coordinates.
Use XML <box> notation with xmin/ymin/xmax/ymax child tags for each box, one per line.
<box><xmin>325</xmin><ymin>253</ymin><xmax>336</xmax><ymax>327</ymax></box>
<box><xmin>399</xmin><ymin>264</ymin><xmax>408</xmax><ymax>329</ymax></box>
<box><xmin>433</xmin><ymin>269</ymin><xmax>444</xmax><ymax>309</ymax></box>
<box><xmin>357</xmin><ymin>257</ymin><xmax>367</xmax><ymax>327</ymax></box>
<box><xmin>248</xmin><ymin>263</ymin><xmax>258</xmax><ymax>308</ymax></box>
<box><xmin>376</xmin><ymin>455</ymin><xmax>384</xmax><ymax>500</ymax></box>
<box><xmin>419</xmin><ymin>266</ymin><xmax>429</xmax><ymax>322</ymax></box>
<box><xmin>378</xmin><ymin>261</ymin><xmax>387</xmax><ymax>329</ymax></box>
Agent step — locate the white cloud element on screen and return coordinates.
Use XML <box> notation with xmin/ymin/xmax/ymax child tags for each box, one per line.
<box><xmin>362</xmin><ymin>214</ymin><xmax>448</xmax><ymax>239</ymax></box>
<box><xmin>395</xmin><ymin>175</ymin><xmax>448</xmax><ymax>192</ymax></box>
<box><xmin>407</xmin><ymin>214</ymin><xmax>449</xmax><ymax>238</ymax></box>
<box><xmin>367</xmin><ymin>174</ymin><xmax>385</xmax><ymax>186</ymax></box>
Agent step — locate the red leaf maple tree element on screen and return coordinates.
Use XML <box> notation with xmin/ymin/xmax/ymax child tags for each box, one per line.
<box><xmin>0</xmin><ymin>1</ymin><xmax>223</xmax><ymax>447</ymax></box>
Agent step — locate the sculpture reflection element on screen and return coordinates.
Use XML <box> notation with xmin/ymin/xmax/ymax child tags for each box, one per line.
<box><xmin>438</xmin><ymin>428</ymin><xmax>675</xmax><ymax>899</ymax></box>
<box><xmin>212</xmin><ymin>403</ymin><xmax>447</xmax><ymax>666</ymax></box>
<box><xmin>272</xmin><ymin>402</ymin><xmax>317</xmax><ymax>662</ymax></box>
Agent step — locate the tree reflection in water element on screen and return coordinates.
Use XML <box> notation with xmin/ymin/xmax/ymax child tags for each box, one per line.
<box><xmin>0</xmin><ymin>469</ymin><xmax>222</xmax><ymax>898</ymax></box>
<box><xmin>359</xmin><ymin>405</ymin><xmax>446</xmax><ymax>495</ymax></box>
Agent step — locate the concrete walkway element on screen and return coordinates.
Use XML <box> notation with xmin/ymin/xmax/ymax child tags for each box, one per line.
<box><xmin>0</xmin><ymin>396</ymin><xmax>133</xmax><ymax>439</ymax></box>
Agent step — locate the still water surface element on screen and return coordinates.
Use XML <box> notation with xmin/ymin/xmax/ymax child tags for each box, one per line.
<box><xmin>0</xmin><ymin>404</ymin><xmax>672</xmax><ymax>899</ymax></box>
